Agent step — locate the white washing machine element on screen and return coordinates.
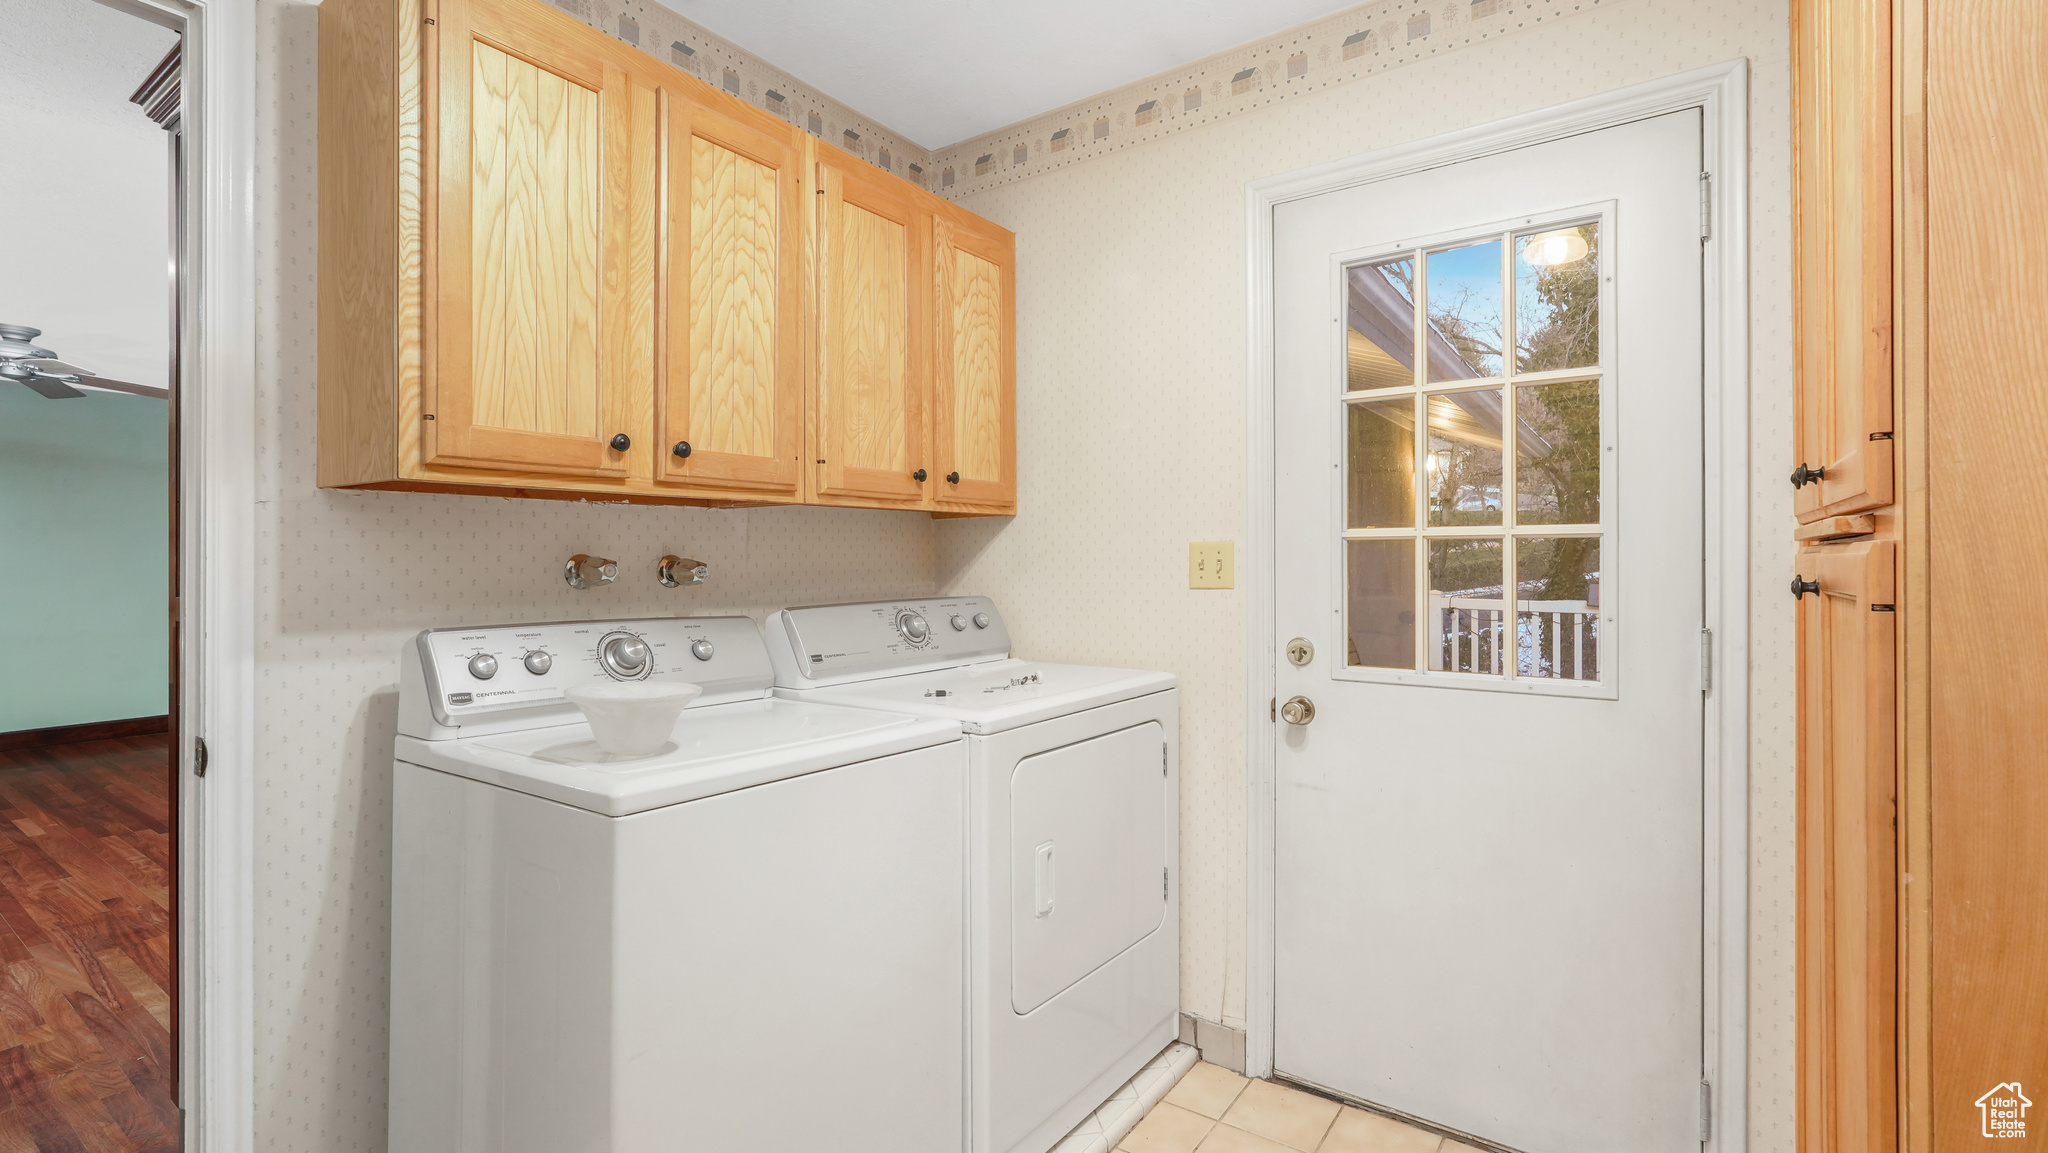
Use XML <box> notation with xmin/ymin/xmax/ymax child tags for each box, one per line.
<box><xmin>390</xmin><ymin>615</ymin><xmax>968</xmax><ymax>1153</ymax></box>
<box><xmin>765</xmin><ymin>598</ymin><xmax>1179</xmax><ymax>1153</ymax></box>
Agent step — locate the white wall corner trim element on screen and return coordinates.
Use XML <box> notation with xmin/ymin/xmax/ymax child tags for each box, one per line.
<box><xmin>1240</xmin><ymin>58</ymin><xmax>1751</xmax><ymax>1153</ymax></box>
<box><xmin>99</xmin><ymin>0</ymin><xmax>263</xmax><ymax>1147</ymax></box>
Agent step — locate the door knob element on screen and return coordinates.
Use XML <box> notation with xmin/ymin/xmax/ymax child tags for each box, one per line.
<box><xmin>1280</xmin><ymin>696</ymin><xmax>1316</xmax><ymax>726</ymax></box>
<box><xmin>946</xmin><ymin>471</ymin><xmax>961</xmax><ymax>484</ymax></box>
<box><xmin>914</xmin><ymin>469</ymin><xmax>928</xmax><ymax>482</ymax></box>
<box><xmin>1790</xmin><ymin>575</ymin><xmax>1821</xmax><ymax>600</ymax></box>
<box><xmin>610</xmin><ymin>433</ymin><xmax>631</xmax><ymax>452</ymax></box>
<box><xmin>672</xmin><ymin>441</ymin><xmax>692</xmax><ymax>459</ymax></box>
<box><xmin>1789</xmin><ymin>462</ymin><xmax>1825</xmax><ymax>489</ymax></box>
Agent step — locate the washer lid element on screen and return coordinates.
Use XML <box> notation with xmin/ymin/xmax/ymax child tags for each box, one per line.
<box><xmin>776</xmin><ymin>660</ymin><xmax>1177</xmax><ymax>735</ymax></box>
<box><xmin>393</xmin><ymin>698</ymin><xmax>959</xmax><ymax>816</ymax></box>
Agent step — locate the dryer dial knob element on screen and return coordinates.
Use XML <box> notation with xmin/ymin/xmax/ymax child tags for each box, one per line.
<box><xmin>950</xmin><ymin>614</ymin><xmax>967</xmax><ymax>631</ymax></box>
<box><xmin>467</xmin><ymin>653</ymin><xmax>498</xmax><ymax>680</ymax></box>
<box><xmin>523</xmin><ymin>650</ymin><xmax>552</xmax><ymax>675</ymax></box>
<box><xmin>972</xmin><ymin>612</ymin><xmax>991</xmax><ymax>629</ymax></box>
<box><xmin>690</xmin><ymin>639</ymin><xmax>715</xmax><ymax>661</ymax></box>
<box><xmin>601</xmin><ymin>635</ymin><xmax>650</xmax><ymax>678</ymax></box>
<box><xmin>897</xmin><ymin>611</ymin><xmax>930</xmax><ymax>643</ymax></box>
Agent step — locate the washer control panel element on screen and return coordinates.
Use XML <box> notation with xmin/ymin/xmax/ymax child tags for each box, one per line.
<box><xmin>767</xmin><ymin>597</ymin><xmax>1011</xmax><ymax>685</ymax></box>
<box><xmin>414</xmin><ymin>615</ymin><xmax>771</xmax><ymax>728</ymax></box>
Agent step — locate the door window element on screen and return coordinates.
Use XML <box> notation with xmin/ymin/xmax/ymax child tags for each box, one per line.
<box><xmin>1339</xmin><ymin>216</ymin><xmax>1608</xmax><ymax>689</ymax></box>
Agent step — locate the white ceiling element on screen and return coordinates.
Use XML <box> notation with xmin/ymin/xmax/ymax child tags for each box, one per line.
<box><xmin>653</xmin><ymin>0</ymin><xmax>1360</xmax><ymax>150</ymax></box>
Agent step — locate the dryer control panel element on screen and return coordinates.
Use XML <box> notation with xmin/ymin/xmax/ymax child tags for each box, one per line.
<box><xmin>402</xmin><ymin>616</ymin><xmax>772</xmax><ymax>737</ymax></box>
<box><xmin>767</xmin><ymin>597</ymin><xmax>1012</xmax><ymax>686</ymax></box>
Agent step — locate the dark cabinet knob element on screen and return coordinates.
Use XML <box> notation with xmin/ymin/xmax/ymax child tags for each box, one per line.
<box><xmin>946</xmin><ymin>471</ymin><xmax>960</xmax><ymax>484</ymax></box>
<box><xmin>672</xmin><ymin>441</ymin><xmax>692</xmax><ymax>459</ymax></box>
<box><xmin>913</xmin><ymin>469</ymin><xmax>928</xmax><ymax>482</ymax></box>
<box><xmin>1790</xmin><ymin>462</ymin><xmax>1825</xmax><ymax>489</ymax></box>
<box><xmin>1790</xmin><ymin>575</ymin><xmax>1821</xmax><ymax>600</ymax></box>
<box><xmin>609</xmin><ymin>433</ymin><xmax>631</xmax><ymax>452</ymax></box>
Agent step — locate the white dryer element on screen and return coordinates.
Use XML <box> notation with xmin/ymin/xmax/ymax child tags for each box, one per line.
<box><xmin>390</xmin><ymin>615</ymin><xmax>967</xmax><ymax>1153</ymax></box>
<box><xmin>766</xmin><ymin>598</ymin><xmax>1179</xmax><ymax>1153</ymax></box>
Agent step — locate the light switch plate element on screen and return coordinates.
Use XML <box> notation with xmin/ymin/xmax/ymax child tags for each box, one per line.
<box><xmin>1188</xmin><ymin>541</ymin><xmax>1234</xmax><ymax>589</ymax></box>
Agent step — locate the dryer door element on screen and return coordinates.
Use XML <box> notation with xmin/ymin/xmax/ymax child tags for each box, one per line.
<box><xmin>1010</xmin><ymin>721</ymin><xmax>1168</xmax><ymax>1013</ymax></box>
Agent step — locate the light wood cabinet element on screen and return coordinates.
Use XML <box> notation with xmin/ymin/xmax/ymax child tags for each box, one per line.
<box><xmin>1792</xmin><ymin>0</ymin><xmax>1895</xmax><ymax>522</ymax></box>
<box><xmin>812</xmin><ymin>148</ymin><xmax>931</xmax><ymax>508</ymax></box>
<box><xmin>932</xmin><ymin>208</ymin><xmax>1018</xmax><ymax>512</ymax></box>
<box><xmin>319</xmin><ymin>0</ymin><xmax>1015</xmax><ymax>515</ymax></box>
<box><xmin>655</xmin><ymin>82</ymin><xmax>806</xmax><ymax>497</ymax></box>
<box><xmin>1795</xmin><ymin>539</ymin><xmax>1897</xmax><ymax>1153</ymax></box>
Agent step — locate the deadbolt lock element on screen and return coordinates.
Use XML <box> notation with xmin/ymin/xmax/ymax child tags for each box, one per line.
<box><xmin>1280</xmin><ymin>695</ymin><xmax>1316</xmax><ymax>726</ymax></box>
<box><xmin>1286</xmin><ymin>637</ymin><xmax>1314</xmax><ymax>666</ymax></box>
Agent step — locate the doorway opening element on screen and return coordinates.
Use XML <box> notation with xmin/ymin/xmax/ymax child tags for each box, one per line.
<box><xmin>0</xmin><ymin>0</ymin><xmax>185</xmax><ymax>1146</ymax></box>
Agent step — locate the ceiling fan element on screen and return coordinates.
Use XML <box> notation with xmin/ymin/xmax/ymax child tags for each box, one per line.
<box><xmin>0</xmin><ymin>324</ymin><xmax>166</xmax><ymax>400</ymax></box>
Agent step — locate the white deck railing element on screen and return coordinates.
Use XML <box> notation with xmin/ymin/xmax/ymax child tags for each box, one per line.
<box><xmin>1430</xmin><ymin>594</ymin><xmax>1598</xmax><ymax>680</ymax></box>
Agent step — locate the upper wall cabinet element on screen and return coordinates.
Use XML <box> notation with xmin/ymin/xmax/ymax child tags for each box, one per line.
<box><xmin>655</xmin><ymin>84</ymin><xmax>806</xmax><ymax>498</ymax></box>
<box><xmin>813</xmin><ymin>148</ymin><xmax>932</xmax><ymax>508</ymax></box>
<box><xmin>1792</xmin><ymin>0</ymin><xmax>1895</xmax><ymax>521</ymax></box>
<box><xmin>932</xmin><ymin>208</ymin><xmax>1018</xmax><ymax>513</ymax></box>
<box><xmin>318</xmin><ymin>0</ymin><xmax>1015</xmax><ymax>515</ymax></box>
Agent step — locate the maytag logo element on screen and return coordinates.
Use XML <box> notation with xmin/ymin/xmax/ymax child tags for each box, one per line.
<box><xmin>811</xmin><ymin>654</ymin><xmax>824</xmax><ymax>663</ymax></box>
<box><xmin>448</xmin><ymin>692</ymin><xmax>474</xmax><ymax>706</ymax></box>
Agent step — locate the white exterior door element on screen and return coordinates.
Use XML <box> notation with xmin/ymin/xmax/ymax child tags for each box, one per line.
<box><xmin>1270</xmin><ymin>110</ymin><xmax>1706</xmax><ymax>1153</ymax></box>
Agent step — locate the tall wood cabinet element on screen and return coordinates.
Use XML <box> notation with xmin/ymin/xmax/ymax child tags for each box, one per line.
<box><xmin>318</xmin><ymin>0</ymin><xmax>1016</xmax><ymax>515</ymax></box>
<box><xmin>1795</xmin><ymin>3</ymin><xmax>2048</xmax><ymax>1151</ymax></box>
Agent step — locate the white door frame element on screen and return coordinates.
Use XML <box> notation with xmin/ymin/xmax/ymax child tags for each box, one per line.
<box><xmin>1242</xmin><ymin>60</ymin><xmax>1750</xmax><ymax>1153</ymax></box>
<box><xmin>94</xmin><ymin>0</ymin><xmax>258</xmax><ymax>1148</ymax></box>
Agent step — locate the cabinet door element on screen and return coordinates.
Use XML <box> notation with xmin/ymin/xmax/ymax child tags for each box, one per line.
<box><xmin>428</xmin><ymin>0</ymin><xmax>646</xmax><ymax>477</ymax></box>
<box><xmin>932</xmin><ymin>212</ymin><xmax>1016</xmax><ymax>512</ymax></box>
<box><xmin>1792</xmin><ymin>0</ymin><xmax>1894</xmax><ymax>521</ymax></box>
<box><xmin>653</xmin><ymin>88</ymin><xmax>803</xmax><ymax>495</ymax></box>
<box><xmin>814</xmin><ymin>151</ymin><xmax>930</xmax><ymax>505</ymax></box>
<box><xmin>1796</xmin><ymin>539</ymin><xmax>1897</xmax><ymax>1153</ymax></box>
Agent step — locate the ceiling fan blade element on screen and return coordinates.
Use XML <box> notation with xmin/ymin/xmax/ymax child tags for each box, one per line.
<box><xmin>75</xmin><ymin>376</ymin><xmax>170</xmax><ymax>399</ymax></box>
<box><xmin>21</xmin><ymin>358</ymin><xmax>95</xmax><ymax>376</ymax></box>
<box><xmin>20</xmin><ymin>376</ymin><xmax>88</xmax><ymax>399</ymax></box>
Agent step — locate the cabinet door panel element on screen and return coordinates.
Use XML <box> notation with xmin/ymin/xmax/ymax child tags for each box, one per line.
<box><xmin>933</xmin><ymin>214</ymin><xmax>1016</xmax><ymax>511</ymax></box>
<box><xmin>1792</xmin><ymin>0</ymin><xmax>1894</xmax><ymax>520</ymax></box>
<box><xmin>655</xmin><ymin>91</ymin><xmax>802</xmax><ymax>494</ymax></box>
<box><xmin>816</xmin><ymin>155</ymin><xmax>929</xmax><ymax>504</ymax></box>
<box><xmin>1797</xmin><ymin>539</ymin><xmax>1897</xmax><ymax>1153</ymax></box>
<box><xmin>431</xmin><ymin>0</ymin><xmax>639</xmax><ymax>476</ymax></box>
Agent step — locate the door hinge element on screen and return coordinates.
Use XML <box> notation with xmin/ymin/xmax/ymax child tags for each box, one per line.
<box><xmin>1162</xmin><ymin>743</ymin><xmax>1168</xmax><ymax>776</ymax></box>
<box><xmin>1699</xmin><ymin>171</ymin><xmax>1712</xmax><ymax>241</ymax></box>
<box><xmin>1700</xmin><ymin>1080</ymin><xmax>1712</xmax><ymax>1141</ymax></box>
<box><xmin>194</xmin><ymin>736</ymin><xmax>208</xmax><ymax>778</ymax></box>
<box><xmin>1270</xmin><ymin>697</ymin><xmax>1276</xmax><ymax>722</ymax></box>
<box><xmin>1699</xmin><ymin>627</ymin><xmax>1713</xmax><ymax>693</ymax></box>
<box><xmin>1163</xmin><ymin>866</ymin><xmax>1169</xmax><ymax>901</ymax></box>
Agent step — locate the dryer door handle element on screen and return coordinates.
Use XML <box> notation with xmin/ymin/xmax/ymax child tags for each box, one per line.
<box><xmin>1034</xmin><ymin>841</ymin><xmax>1055</xmax><ymax>918</ymax></box>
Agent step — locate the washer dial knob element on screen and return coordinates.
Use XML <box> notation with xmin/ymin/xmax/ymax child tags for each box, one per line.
<box><xmin>690</xmin><ymin>639</ymin><xmax>716</xmax><ymax>661</ymax></box>
<box><xmin>467</xmin><ymin>652</ymin><xmax>498</xmax><ymax>680</ymax></box>
<box><xmin>600</xmin><ymin>634</ymin><xmax>651</xmax><ymax>679</ymax></box>
<box><xmin>896</xmin><ymin>610</ymin><xmax>930</xmax><ymax>643</ymax></box>
<box><xmin>973</xmin><ymin>612</ymin><xmax>991</xmax><ymax>629</ymax></box>
<box><xmin>950</xmin><ymin>614</ymin><xmax>967</xmax><ymax>631</ymax></box>
<box><xmin>523</xmin><ymin>650</ymin><xmax>553</xmax><ymax>675</ymax></box>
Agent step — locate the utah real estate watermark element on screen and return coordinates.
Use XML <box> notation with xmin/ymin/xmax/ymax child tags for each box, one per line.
<box><xmin>1978</xmin><ymin>1083</ymin><xmax>2032</xmax><ymax>1138</ymax></box>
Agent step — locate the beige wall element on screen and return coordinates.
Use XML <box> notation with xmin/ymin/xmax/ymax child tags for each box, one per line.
<box><xmin>934</xmin><ymin>2</ymin><xmax>1796</xmax><ymax>1149</ymax></box>
<box><xmin>252</xmin><ymin>0</ymin><xmax>1792</xmax><ymax>1147</ymax></box>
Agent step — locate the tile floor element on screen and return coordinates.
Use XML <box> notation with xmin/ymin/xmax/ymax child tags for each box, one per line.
<box><xmin>1120</xmin><ymin>1062</ymin><xmax>1481</xmax><ymax>1153</ymax></box>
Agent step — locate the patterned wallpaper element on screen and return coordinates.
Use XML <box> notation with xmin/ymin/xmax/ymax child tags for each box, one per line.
<box><xmin>537</xmin><ymin>0</ymin><xmax>931</xmax><ymax>186</ymax></box>
<box><xmin>926</xmin><ymin>0</ymin><xmax>1617</xmax><ymax>199</ymax></box>
<box><xmin>248</xmin><ymin>0</ymin><xmax>1792</xmax><ymax>1149</ymax></box>
<box><xmin>930</xmin><ymin>3</ymin><xmax>1797</xmax><ymax>1152</ymax></box>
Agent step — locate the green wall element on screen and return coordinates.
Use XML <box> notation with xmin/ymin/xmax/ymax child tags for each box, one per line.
<box><xmin>0</xmin><ymin>384</ymin><xmax>170</xmax><ymax>731</ymax></box>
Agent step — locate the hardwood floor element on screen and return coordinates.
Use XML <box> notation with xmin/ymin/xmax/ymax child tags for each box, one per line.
<box><xmin>0</xmin><ymin>736</ymin><xmax>175</xmax><ymax>1152</ymax></box>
